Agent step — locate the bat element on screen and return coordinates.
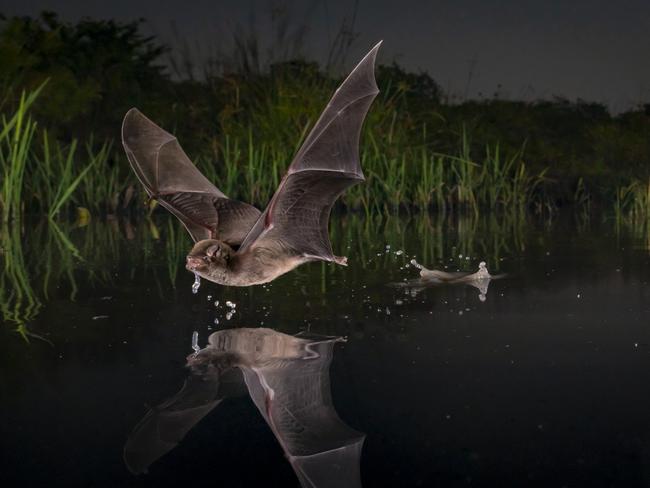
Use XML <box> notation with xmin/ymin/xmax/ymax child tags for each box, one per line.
<box><xmin>124</xmin><ymin>328</ymin><xmax>365</xmax><ymax>488</ymax></box>
<box><xmin>122</xmin><ymin>42</ymin><xmax>381</xmax><ymax>286</ymax></box>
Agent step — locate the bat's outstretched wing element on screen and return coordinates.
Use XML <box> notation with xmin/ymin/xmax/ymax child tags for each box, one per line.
<box><xmin>122</xmin><ymin>109</ymin><xmax>260</xmax><ymax>244</ymax></box>
<box><xmin>123</xmin><ymin>328</ymin><xmax>364</xmax><ymax>485</ymax></box>
<box><xmin>123</xmin><ymin>360</ymin><xmax>245</xmax><ymax>474</ymax></box>
<box><xmin>239</xmin><ymin>331</ymin><xmax>365</xmax><ymax>488</ymax></box>
<box><xmin>123</xmin><ymin>375</ymin><xmax>223</xmax><ymax>474</ymax></box>
<box><xmin>237</xmin><ymin>42</ymin><xmax>381</xmax><ymax>263</ymax></box>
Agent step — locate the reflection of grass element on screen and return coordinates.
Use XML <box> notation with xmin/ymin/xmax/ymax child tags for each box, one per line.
<box><xmin>164</xmin><ymin>218</ymin><xmax>192</xmax><ymax>286</ymax></box>
<box><xmin>0</xmin><ymin>215</ymin><xmax>191</xmax><ymax>335</ymax></box>
<box><xmin>3</xmin><ymin>210</ymin><xmax>650</xmax><ymax>338</ymax></box>
<box><xmin>0</xmin><ymin>223</ymin><xmax>42</xmax><ymax>338</ymax></box>
<box><xmin>325</xmin><ymin>211</ymin><xmax>529</xmax><ymax>294</ymax></box>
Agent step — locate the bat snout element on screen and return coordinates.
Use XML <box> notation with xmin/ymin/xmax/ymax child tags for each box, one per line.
<box><xmin>186</xmin><ymin>255</ymin><xmax>206</xmax><ymax>271</ymax></box>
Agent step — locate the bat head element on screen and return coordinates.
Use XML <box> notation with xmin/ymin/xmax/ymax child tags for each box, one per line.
<box><xmin>186</xmin><ymin>239</ymin><xmax>233</xmax><ymax>274</ymax></box>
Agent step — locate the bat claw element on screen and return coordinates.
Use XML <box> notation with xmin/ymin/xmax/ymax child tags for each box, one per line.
<box><xmin>333</xmin><ymin>255</ymin><xmax>348</xmax><ymax>266</ymax></box>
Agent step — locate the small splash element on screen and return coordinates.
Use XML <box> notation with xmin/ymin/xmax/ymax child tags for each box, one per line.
<box><xmin>475</xmin><ymin>261</ymin><xmax>490</xmax><ymax>279</ymax></box>
<box><xmin>191</xmin><ymin>331</ymin><xmax>200</xmax><ymax>355</ymax></box>
<box><xmin>410</xmin><ymin>259</ymin><xmax>423</xmax><ymax>270</ymax></box>
<box><xmin>192</xmin><ymin>274</ymin><xmax>201</xmax><ymax>294</ymax></box>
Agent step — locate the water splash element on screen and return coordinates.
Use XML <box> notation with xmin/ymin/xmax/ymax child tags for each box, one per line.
<box><xmin>410</xmin><ymin>259</ymin><xmax>423</xmax><ymax>270</ymax></box>
<box><xmin>191</xmin><ymin>273</ymin><xmax>201</xmax><ymax>294</ymax></box>
<box><xmin>475</xmin><ymin>261</ymin><xmax>490</xmax><ymax>280</ymax></box>
<box><xmin>191</xmin><ymin>331</ymin><xmax>200</xmax><ymax>355</ymax></box>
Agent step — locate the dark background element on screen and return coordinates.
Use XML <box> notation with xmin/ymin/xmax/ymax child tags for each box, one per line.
<box><xmin>4</xmin><ymin>0</ymin><xmax>650</xmax><ymax>112</ymax></box>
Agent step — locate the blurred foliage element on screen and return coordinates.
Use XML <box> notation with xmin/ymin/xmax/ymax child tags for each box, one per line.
<box><xmin>0</xmin><ymin>11</ymin><xmax>170</xmax><ymax>138</ymax></box>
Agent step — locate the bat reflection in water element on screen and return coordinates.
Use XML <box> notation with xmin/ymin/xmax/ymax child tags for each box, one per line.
<box><xmin>124</xmin><ymin>328</ymin><xmax>365</xmax><ymax>487</ymax></box>
<box><xmin>121</xmin><ymin>42</ymin><xmax>381</xmax><ymax>287</ymax></box>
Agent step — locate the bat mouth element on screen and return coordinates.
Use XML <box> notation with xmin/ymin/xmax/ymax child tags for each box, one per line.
<box><xmin>186</xmin><ymin>255</ymin><xmax>208</xmax><ymax>272</ymax></box>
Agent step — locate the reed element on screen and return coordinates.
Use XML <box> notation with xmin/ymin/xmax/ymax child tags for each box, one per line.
<box><xmin>0</xmin><ymin>84</ymin><xmax>115</xmax><ymax>221</ymax></box>
<box><xmin>35</xmin><ymin>135</ymin><xmax>114</xmax><ymax>218</ymax></box>
<box><xmin>0</xmin><ymin>87</ymin><xmax>42</xmax><ymax>222</ymax></box>
<box><xmin>0</xmin><ymin>83</ymin><xmax>646</xmax><ymax>221</ymax></box>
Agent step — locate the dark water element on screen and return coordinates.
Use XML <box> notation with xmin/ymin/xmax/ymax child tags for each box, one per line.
<box><xmin>2</xmin><ymin>213</ymin><xmax>650</xmax><ymax>487</ymax></box>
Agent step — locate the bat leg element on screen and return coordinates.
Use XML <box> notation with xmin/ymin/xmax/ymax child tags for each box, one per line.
<box><xmin>333</xmin><ymin>255</ymin><xmax>348</xmax><ymax>266</ymax></box>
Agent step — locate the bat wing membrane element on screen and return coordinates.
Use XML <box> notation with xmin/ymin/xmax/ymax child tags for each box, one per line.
<box><xmin>122</xmin><ymin>108</ymin><xmax>260</xmax><ymax>244</ymax></box>
<box><xmin>237</xmin><ymin>42</ymin><xmax>381</xmax><ymax>261</ymax></box>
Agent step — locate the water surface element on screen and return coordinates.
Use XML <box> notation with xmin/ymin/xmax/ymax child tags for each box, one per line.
<box><xmin>2</xmin><ymin>213</ymin><xmax>650</xmax><ymax>487</ymax></box>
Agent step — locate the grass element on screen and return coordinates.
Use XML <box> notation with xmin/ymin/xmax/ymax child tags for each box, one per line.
<box><xmin>38</xmin><ymin>135</ymin><xmax>112</xmax><ymax>219</ymax></box>
<box><xmin>0</xmin><ymin>84</ymin><xmax>648</xmax><ymax>224</ymax></box>
<box><xmin>0</xmin><ymin>86</ymin><xmax>42</xmax><ymax>222</ymax></box>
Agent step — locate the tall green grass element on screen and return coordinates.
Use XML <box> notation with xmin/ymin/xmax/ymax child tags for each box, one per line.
<box><xmin>0</xmin><ymin>87</ymin><xmax>42</xmax><ymax>222</ymax></box>
<box><xmin>0</xmin><ymin>84</ymin><xmax>648</xmax><ymax>220</ymax></box>
<box><xmin>0</xmin><ymin>84</ymin><xmax>114</xmax><ymax>222</ymax></box>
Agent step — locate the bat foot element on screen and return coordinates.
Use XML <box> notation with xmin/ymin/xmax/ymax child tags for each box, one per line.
<box><xmin>333</xmin><ymin>255</ymin><xmax>348</xmax><ymax>266</ymax></box>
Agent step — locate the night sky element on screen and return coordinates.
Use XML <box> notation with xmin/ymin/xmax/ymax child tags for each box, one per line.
<box><xmin>3</xmin><ymin>0</ymin><xmax>650</xmax><ymax>112</ymax></box>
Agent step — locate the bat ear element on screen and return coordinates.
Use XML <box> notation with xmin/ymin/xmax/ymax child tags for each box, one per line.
<box><xmin>206</xmin><ymin>244</ymin><xmax>221</xmax><ymax>257</ymax></box>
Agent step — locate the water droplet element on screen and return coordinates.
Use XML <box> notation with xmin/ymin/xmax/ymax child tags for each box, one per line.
<box><xmin>191</xmin><ymin>331</ymin><xmax>199</xmax><ymax>354</ymax></box>
<box><xmin>191</xmin><ymin>274</ymin><xmax>201</xmax><ymax>294</ymax></box>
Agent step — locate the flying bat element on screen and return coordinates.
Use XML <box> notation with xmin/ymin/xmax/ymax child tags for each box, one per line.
<box><xmin>124</xmin><ymin>328</ymin><xmax>365</xmax><ymax>488</ymax></box>
<box><xmin>122</xmin><ymin>43</ymin><xmax>381</xmax><ymax>286</ymax></box>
